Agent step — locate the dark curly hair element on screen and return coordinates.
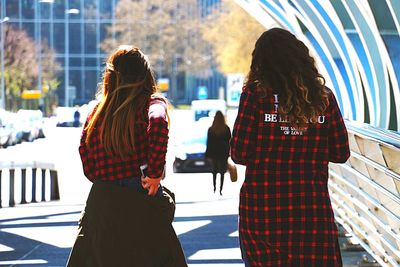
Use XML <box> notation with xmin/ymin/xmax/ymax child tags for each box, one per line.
<box><xmin>247</xmin><ymin>28</ymin><xmax>329</xmax><ymax>125</ymax></box>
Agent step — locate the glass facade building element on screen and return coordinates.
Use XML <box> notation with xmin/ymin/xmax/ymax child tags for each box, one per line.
<box><xmin>0</xmin><ymin>0</ymin><xmax>225</xmax><ymax>107</ymax></box>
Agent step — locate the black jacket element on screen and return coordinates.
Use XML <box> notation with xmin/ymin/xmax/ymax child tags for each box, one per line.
<box><xmin>66</xmin><ymin>181</ymin><xmax>187</xmax><ymax>267</ymax></box>
<box><xmin>205</xmin><ymin>125</ymin><xmax>231</xmax><ymax>161</ymax></box>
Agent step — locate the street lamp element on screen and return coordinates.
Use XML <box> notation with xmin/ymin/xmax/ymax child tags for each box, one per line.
<box><xmin>1</xmin><ymin>16</ymin><xmax>9</xmax><ymax>110</ymax></box>
<box><xmin>64</xmin><ymin>8</ymin><xmax>79</xmax><ymax>107</ymax></box>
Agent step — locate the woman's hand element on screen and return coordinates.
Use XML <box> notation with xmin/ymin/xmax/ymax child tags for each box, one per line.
<box><xmin>141</xmin><ymin>176</ymin><xmax>162</xmax><ymax>196</ymax></box>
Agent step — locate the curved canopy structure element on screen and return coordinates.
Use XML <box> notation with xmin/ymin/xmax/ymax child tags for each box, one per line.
<box><xmin>235</xmin><ymin>0</ymin><xmax>400</xmax><ymax>131</ymax></box>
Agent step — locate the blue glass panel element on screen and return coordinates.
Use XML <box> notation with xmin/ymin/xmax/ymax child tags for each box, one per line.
<box><xmin>304</xmin><ymin>32</ymin><xmax>344</xmax><ymax>112</ymax></box>
<box><xmin>347</xmin><ymin>33</ymin><xmax>376</xmax><ymax>105</ymax></box>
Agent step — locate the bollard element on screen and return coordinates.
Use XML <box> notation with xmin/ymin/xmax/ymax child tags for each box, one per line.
<box><xmin>50</xmin><ymin>170</ymin><xmax>60</xmax><ymax>200</ymax></box>
<box><xmin>31</xmin><ymin>168</ymin><xmax>37</xmax><ymax>203</ymax></box>
<box><xmin>9</xmin><ymin>169</ymin><xmax>15</xmax><ymax>207</ymax></box>
<box><xmin>21</xmin><ymin>168</ymin><xmax>27</xmax><ymax>204</ymax></box>
<box><xmin>41</xmin><ymin>169</ymin><xmax>46</xmax><ymax>202</ymax></box>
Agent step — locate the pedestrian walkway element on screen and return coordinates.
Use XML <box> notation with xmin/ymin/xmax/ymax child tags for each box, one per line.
<box><xmin>0</xmin><ymin>172</ymin><xmax>376</xmax><ymax>266</ymax></box>
<box><xmin>0</xmin><ymin>124</ymin><xmax>379</xmax><ymax>266</ymax></box>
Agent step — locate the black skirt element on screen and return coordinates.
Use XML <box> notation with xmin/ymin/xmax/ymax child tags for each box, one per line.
<box><xmin>66</xmin><ymin>180</ymin><xmax>187</xmax><ymax>267</ymax></box>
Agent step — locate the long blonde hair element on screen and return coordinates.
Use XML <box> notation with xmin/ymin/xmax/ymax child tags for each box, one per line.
<box><xmin>85</xmin><ymin>45</ymin><xmax>158</xmax><ymax>157</ymax></box>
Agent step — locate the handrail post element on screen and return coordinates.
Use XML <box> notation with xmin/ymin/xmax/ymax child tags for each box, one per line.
<box><xmin>50</xmin><ymin>170</ymin><xmax>60</xmax><ymax>200</ymax></box>
<box><xmin>31</xmin><ymin>168</ymin><xmax>37</xmax><ymax>203</ymax></box>
<box><xmin>41</xmin><ymin>169</ymin><xmax>46</xmax><ymax>202</ymax></box>
<box><xmin>21</xmin><ymin>168</ymin><xmax>27</xmax><ymax>204</ymax></box>
<box><xmin>9</xmin><ymin>169</ymin><xmax>15</xmax><ymax>207</ymax></box>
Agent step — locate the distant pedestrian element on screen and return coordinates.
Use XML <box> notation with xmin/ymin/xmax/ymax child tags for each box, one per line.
<box><xmin>66</xmin><ymin>45</ymin><xmax>187</xmax><ymax>267</ymax></box>
<box><xmin>73</xmin><ymin>106</ymin><xmax>80</xmax><ymax>127</ymax></box>
<box><xmin>205</xmin><ymin>110</ymin><xmax>231</xmax><ymax>195</ymax></box>
<box><xmin>230</xmin><ymin>28</ymin><xmax>350</xmax><ymax>266</ymax></box>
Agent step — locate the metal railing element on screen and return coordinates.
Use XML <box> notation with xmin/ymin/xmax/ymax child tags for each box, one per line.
<box><xmin>0</xmin><ymin>142</ymin><xmax>60</xmax><ymax>208</ymax></box>
<box><xmin>329</xmin><ymin>121</ymin><xmax>400</xmax><ymax>266</ymax></box>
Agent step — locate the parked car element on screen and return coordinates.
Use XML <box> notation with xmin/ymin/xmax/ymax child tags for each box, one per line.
<box><xmin>0</xmin><ymin>109</ymin><xmax>14</xmax><ymax>148</ymax></box>
<box><xmin>16</xmin><ymin>109</ymin><xmax>45</xmax><ymax>142</ymax></box>
<box><xmin>0</xmin><ymin>125</ymin><xmax>12</xmax><ymax>148</ymax></box>
<box><xmin>55</xmin><ymin>102</ymin><xmax>97</xmax><ymax>127</ymax></box>
<box><xmin>173</xmin><ymin>117</ymin><xmax>213</xmax><ymax>173</ymax></box>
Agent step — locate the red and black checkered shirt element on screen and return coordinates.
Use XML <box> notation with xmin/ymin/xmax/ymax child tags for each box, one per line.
<box><xmin>230</xmin><ymin>84</ymin><xmax>350</xmax><ymax>266</ymax></box>
<box><xmin>79</xmin><ymin>96</ymin><xmax>169</xmax><ymax>182</ymax></box>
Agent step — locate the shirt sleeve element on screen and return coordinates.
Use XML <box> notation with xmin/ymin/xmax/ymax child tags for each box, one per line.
<box><xmin>79</xmin><ymin>115</ymin><xmax>95</xmax><ymax>182</ymax></box>
<box><xmin>328</xmin><ymin>92</ymin><xmax>350</xmax><ymax>163</ymax></box>
<box><xmin>230</xmin><ymin>88</ymin><xmax>257</xmax><ymax>165</ymax></box>
<box><xmin>147</xmin><ymin>97</ymin><xmax>169</xmax><ymax>178</ymax></box>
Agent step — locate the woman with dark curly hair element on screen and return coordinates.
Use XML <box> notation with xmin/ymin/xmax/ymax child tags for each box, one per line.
<box><xmin>230</xmin><ymin>28</ymin><xmax>350</xmax><ymax>266</ymax></box>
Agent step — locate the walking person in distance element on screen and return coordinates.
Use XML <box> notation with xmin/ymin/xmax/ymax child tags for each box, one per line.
<box><xmin>67</xmin><ymin>45</ymin><xmax>186</xmax><ymax>267</ymax></box>
<box><xmin>205</xmin><ymin>110</ymin><xmax>231</xmax><ymax>196</ymax></box>
<box><xmin>230</xmin><ymin>28</ymin><xmax>350</xmax><ymax>266</ymax></box>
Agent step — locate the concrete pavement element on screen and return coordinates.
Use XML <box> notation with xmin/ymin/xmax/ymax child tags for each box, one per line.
<box><xmin>0</xmin><ymin>110</ymin><xmax>378</xmax><ymax>266</ymax></box>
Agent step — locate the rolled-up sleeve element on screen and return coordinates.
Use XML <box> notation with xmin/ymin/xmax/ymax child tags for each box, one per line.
<box><xmin>147</xmin><ymin>98</ymin><xmax>169</xmax><ymax>178</ymax></box>
<box><xmin>230</xmin><ymin>88</ymin><xmax>257</xmax><ymax>166</ymax></box>
<box><xmin>328</xmin><ymin>93</ymin><xmax>350</xmax><ymax>163</ymax></box>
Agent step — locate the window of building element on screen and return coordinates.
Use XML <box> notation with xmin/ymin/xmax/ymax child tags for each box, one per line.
<box><xmin>41</xmin><ymin>23</ymin><xmax>50</xmax><ymax>45</ymax></box>
<box><xmin>70</xmin><ymin>57</ymin><xmax>82</xmax><ymax>67</ymax></box>
<box><xmin>69</xmin><ymin>0</ymin><xmax>81</xmax><ymax>19</ymax></box>
<box><xmin>21</xmin><ymin>0</ymin><xmax>35</xmax><ymax>19</ymax></box>
<box><xmin>84</xmin><ymin>0</ymin><xmax>97</xmax><ymax>20</ymax></box>
<box><xmin>53</xmin><ymin>0</ymin><xmax>66</xmax><ymax>19</ymax></box>
<box><xmin>39</xmin><ymin>2</ymin><xmax>51</xmax><ymax>20</ymax></box>
<box><xmin>54</xmin><ymin>22</ymin><xmax>65</xmax><ymax>53</ymax></box>
<box><xmin>5</xmin><ymin>0</ymin><xmax>19</xmax><ymax>19</ymax></box>
<box><xmin>99</xmin><ymin>23</ymin><xmax>110</xmax><ymax>53</ymax></box>
<box><xmin>70</xmin><ymin>69</ymin><xmax>82</xmax><ymax>102</ymax></box>
<box><xmin>84</xmin><ymin>23</ymin><xmax>97</xmax><ymax>53</ymax></box>
<box><xmin>22</xmin><ymin>22</ymin><xmax>34</xmax><ymax>39</ymax></box>
<box><xmin>85</xmin><ymin>58</ymin><xmax>97</xmax><ymax>67</ymax></box>
<box><xmin>100</xmin><ymin>1</ymin><xmax>112</xmax><ymax>20</ymax></box>
<box><xmin>69</xmin><ymin>23</ymin><xmax>81</xmax><ymax>53</ymax></box>
<box><xmin>84</xmin><ymin>70</ymin><xmax>99</xmax><ymax>99</ymax></box>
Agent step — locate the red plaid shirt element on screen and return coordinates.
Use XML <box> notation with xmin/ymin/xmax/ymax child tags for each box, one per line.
<box><xmin>231</xmin><ymin>84</ymin><xmax>350</xmax><ymax>266</ymax></box>
<box><xmin>79</xmin><ymin>96</ymin><xmax>169</xmax><ymax>181</ymax></box>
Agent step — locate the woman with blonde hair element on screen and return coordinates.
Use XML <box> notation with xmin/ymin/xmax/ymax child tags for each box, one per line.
<box><xmin>67</xmin><ymin>45</ymin><xmax>186</xmax><ymax>267</ymax></box>
<box><xmin>231</xmin><ymin>28</ymin><xmax>350</xmax><ymax>266</ymax></box>
<box><xmin>205</xmin><ymin>110</ymin><xmax>231</xmax><ymax>195</ymax></box>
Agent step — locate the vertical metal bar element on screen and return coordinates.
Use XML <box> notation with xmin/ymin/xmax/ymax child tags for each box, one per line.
<box><xmin>65</xmin><ymin>0</ymin><xmax>69</xmax><ymax>106</ymax></box>
<box><xmin>50</xmin><ymin>170</ymin><xmax>60</xmax><ymax>200</ymax></box>
<box><xmin>9</xmin><ymin>169</ymin><xmax>15</xmax><ymax>207</ymax></box>
<box><xmin>41</xmin><ymin>169</ymin><xmax>46</xmax><ymax>202</ymax></box>
<box><xmin>31</xmin><ymin>168</ymin><xmax>37</xmax><ymax>202</ymax></box>
<box><xmin>20</xmin><ymin>168</ymin><xmax>27</xmax><ymax>204</ymax></box>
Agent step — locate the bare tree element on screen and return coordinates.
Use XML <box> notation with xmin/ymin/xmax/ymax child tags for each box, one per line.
<box><xmin>101</xmin><ymin>0</ymin><xmax>212</xmax><ymax>77</ymax></box>
<box><xmin>1</xmin><ymin>25</ymin><xmax>60</xmax><ymax>111</ymax></box>
<box><xmin>41</xmin><ymin>40</ymin><xmax>61</xmax><ymax>115</ymax></box>
<box><xmin>202</xmin><ymin>0</ymin><xmax>265</xmax><ymax>75</ymax></box>
<box><xmin>3</xmin><ymin>25</ymin><xmax>38</xmax><ymax>110</ymax></box>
